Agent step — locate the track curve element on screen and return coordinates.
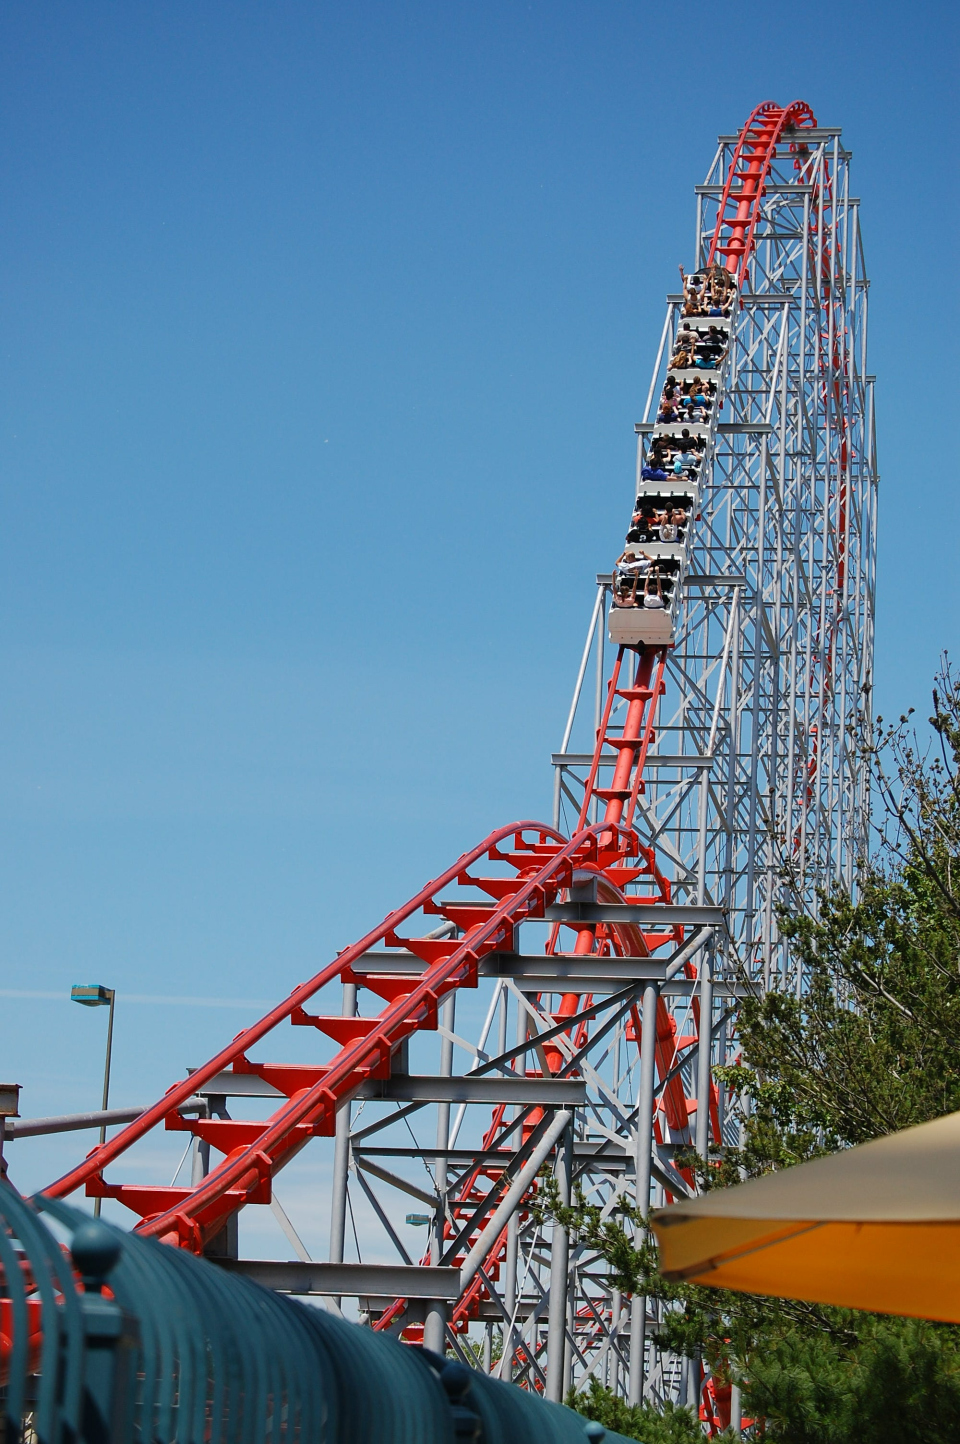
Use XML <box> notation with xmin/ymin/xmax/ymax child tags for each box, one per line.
<box><xmin>708</xmin><ymin>100</ymin><xmax>816</xmax><ymax>282</ymax></box>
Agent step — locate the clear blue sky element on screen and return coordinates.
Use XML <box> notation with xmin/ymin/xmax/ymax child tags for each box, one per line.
<box><xmin>1</xmin><ymin>1</ymin><xmax>956</xmax><ymax>1209</ymax></box>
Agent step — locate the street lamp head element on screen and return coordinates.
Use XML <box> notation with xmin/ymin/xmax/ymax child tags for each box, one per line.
<box><xmin>71</xmin><ymin>985</ymin><xmax>113</xmax><ymax>1007</ymax></box>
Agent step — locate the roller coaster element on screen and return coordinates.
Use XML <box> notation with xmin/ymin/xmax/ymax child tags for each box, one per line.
<box><xmin>6</xmin><ymin>99</ymin><xmax>877</xmax><ymax>1436</ymax></box>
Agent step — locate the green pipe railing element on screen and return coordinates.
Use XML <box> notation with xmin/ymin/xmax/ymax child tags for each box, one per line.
<box><xmin>0</xmin><ymin>1188</ymin><xmax>630</xmax><ymax>1444</ymax></box>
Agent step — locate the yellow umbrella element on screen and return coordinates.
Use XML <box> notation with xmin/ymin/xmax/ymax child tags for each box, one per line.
<box><xmin>650</xmin><ymin>1110</ymin><xmax>960</xmax><ymax>1321</ymax></box>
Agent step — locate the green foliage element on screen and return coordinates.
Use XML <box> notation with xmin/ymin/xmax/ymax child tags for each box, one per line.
<box><xmin>462</xmin><ymin>1327</ymin><xmax>503</xmax><ymax>1369</ymax></box>
<box><xmin>717</xmin><ymin>661</ymin><xmax>960</xmax><ymax>1171</ymax></box>
<box><xmin>745</xmin><ymin>1316</ymin><xmax>960</xmax><ymax>1444</ymax></box>
<box><xmin>530</xmin><ymin>1177</ymin><xmax>654</xmax><ymax>1296</ymax></box>
<box><xmin>567</xmin><ymin>1379</ymin><xmax>704</xmax><ymax>1443</ymax></box>
<box><xmin>552</xmin><ymin>664</ymin><xmax>960</xmax><ymax>1440</ymax></box>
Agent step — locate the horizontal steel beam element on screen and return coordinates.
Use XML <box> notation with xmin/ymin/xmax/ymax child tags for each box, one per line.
<box><xmin>214</xmin><ymin>1258</ymin><xmax>461</xmax><ymax>1300</ymax></box>
<box><xmin>353</xmin><ymin>947</ymin><xmax>699</xmax><ymax>976</ymax></box>
<box><xmin>694</xmin><ymin>183</ymin><xmax>816</xmax><ymax>196</ymax></box>
<box><xmin>352</xmin><ymin>948</ymin><xmax>723</xmax><ymax>982</ymax></box>
<box><xmin>654</xmin><ymin>979</ymin><xmax>745</xmax><ymax>997</ymax></box>
<box><xmin>363</xmin><ymin>1075</ymin><xmax>587</xmax><ymax>1104</ymax></box>
<box><xmin>348</xmin><ymin>950</ymin><xmax>744</xmax><ymax>996</ymax></box>
<box><xmin>544</xmin><ymin>902</ymin><xmax>725</xmax><ymax>926</ymax></box>
<box><xmin>5</xmin><ymin>1099</ymin><xmax>206</xmax><ymax>1139</ymax></box>
<box><xmin>552</xmin><ymin>752</ymin><xmax>713</xmax><ymax>769</ymax></box>
<box><xmin>716</xmin><ymin>127</ymin><xmax>842</xmax><ymax>141</ymax></box>
<box><xmin>684</xmin><ymin>574</ymin><xmax>748</xmax><ymax>588</ymax></box>
<box><xmin>354</xmin><ymin>1141</ymin><xmax>631</xmax><ymax>1164</ymax></box>
<box><xmin>666</xmin><ymin>293</ymin><xmax>794</xmax><ymax>306</ymax></box>
<box><xmin>598</xmin><ymin>571</ymin><xmax>749</xmax><ymax>589</ymax></box>
<box><xmin>481</xmin><ymin>955</ymin><xmax>743</xmax><ymax>995</ymax></box>
<box><xmin>190</xmin><ymin>1070</ymin><xmax>586</xmax><ymax>1103</ymax></box>
<box><xmin>495</xmin><ymin>975</ymin><xmax>743</xmax><ymax>998</ymax></box>
<box><xmin>470</xmin><ymin>1297</ymin><xmax>628</xmax><ymax>1322</ymax></box>
<box><xmin>487</xmin><ymin>954</ymin><xmax>695</xmax><ymax>979</ymax></box>
<box><xmin>634</xmin><ymin>422</ymin><xmax>774</xmax><ymax>435</ymax></box>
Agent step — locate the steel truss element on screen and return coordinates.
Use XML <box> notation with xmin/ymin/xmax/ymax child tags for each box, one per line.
<box><xmin>557</xmin><ymin>118</ymin><xmax>876</xmax><ymax>987</ymax></box>
<box><xmin>41</xmin><ymin>104</ymin><xmax>876</xmax><ymax>1433</ymax></box>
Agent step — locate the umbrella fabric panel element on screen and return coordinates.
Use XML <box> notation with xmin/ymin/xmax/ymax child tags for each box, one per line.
<box><xmin>653</xmin><ymin>1216</ymin><xmax>960</xmax><ymax>1322</ymax></box>
<box><xmin>652</xmin><ymin>1110</ymin><xmax>960</xmax><ymax>1224</ymax></box>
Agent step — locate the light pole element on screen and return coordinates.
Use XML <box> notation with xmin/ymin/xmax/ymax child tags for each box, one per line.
<box><xmin>0</xmin><ymin>1082</ymin><xmax>21</xmax><ymax>1181</ymax></box>
<box><xmin>70</xmin><ymin>984</ymin><xmax>115</xmax><ymax>1217</ymax></box>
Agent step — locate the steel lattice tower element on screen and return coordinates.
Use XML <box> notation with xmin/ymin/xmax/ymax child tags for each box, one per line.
<box><xmin>543</xmin><ymin>107</ymin><xmax>876</xmax><ymax>1414</ymax></box>
<box><xmin>556</xmin><ymin>118</ymin><xmax>876</xmax><ymax>994</ymax></box>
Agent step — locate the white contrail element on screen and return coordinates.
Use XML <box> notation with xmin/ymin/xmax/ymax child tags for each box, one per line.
<box><xmin>0</xmin><ymin>989</ymin><xmax>275</xmax><ymax>1009</ymax></box>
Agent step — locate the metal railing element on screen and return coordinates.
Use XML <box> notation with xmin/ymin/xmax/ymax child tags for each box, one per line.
<box><xmin>0</xmin><ymin>1187</ymin><xmax>626</xmax><ymax>1444</ymax></box>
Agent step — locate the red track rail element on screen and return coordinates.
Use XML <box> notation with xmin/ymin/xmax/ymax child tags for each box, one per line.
<box><xmin>708</xmin><ymin>100</ymin><xmax>816</xmax><ymax>284</ymax></box>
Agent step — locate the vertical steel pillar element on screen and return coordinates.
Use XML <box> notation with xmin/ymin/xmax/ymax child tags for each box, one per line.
<box><xmin>628</xmin><ymin>981</ymin><xmax>658</xmax><ymax>1405</ymax></box>
<box><xmin>328</xmin><ymin>981</ymin><xmax>357</xmax><ymax>1310</ymax></box>
<box><xmin>191</xmin><ymin>1122</ymin><xmax>211</xmax><ymax>1186</ymax></box>
<box><xmin>730</xmin><ymin>1383</ymin><xmax>743</xmax><ymax>1435</ymax></box>
<box><xmin>610</xmin><ymin>1287</ymin><xmax>622</xmax><ymax>1395</ymax></box>
<box><xmin>501</xmin><ymin>994</ymin><xmax>528</xmax><ymax>1380</ymax></box>
<box><xmin>546</xmin><ymin>1121</ymin><xmax>572</xmax><ymax>1401</ymax></box>
<box><xmin>423</xmin><ymin>993</ymin><xmax>456</xmax><ymax>1355</ymax></box>
<box><xmin>695</xmin><ymin>941</ymin><xmax>714</xmax><ymax>1164</ymax></box>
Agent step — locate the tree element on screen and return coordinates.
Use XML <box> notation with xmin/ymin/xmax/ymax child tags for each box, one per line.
<box><xmin>561</xmin><ymin>662</ymin><xmax>960</xmax><ymax>1442</ymax></box>
<box><xmin>569</xmin><ymin>1378</ymin><xmax>703</xmax><ymax>1443</ymax></box>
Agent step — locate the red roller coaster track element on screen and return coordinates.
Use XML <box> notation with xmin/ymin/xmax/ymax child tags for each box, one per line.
<box><xmin>42</xmin><ymin>101</ymin><xmax>821</xmax><ymax>1374</ymax></box>
<box><xmin>707</xmin><ymin>100</ymin><xmax>816</xmax><ymax>284</ymax></box>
